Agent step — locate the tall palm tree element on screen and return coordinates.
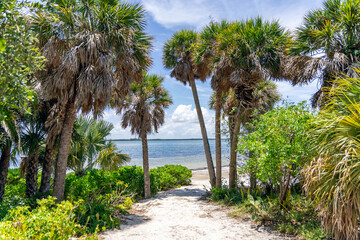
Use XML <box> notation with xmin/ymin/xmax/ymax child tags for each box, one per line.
<box><xmin>163</xmin><ymin>30</ymin><xmax>216</xmax><ymax>187</ymax></box>
<box><xmin>31</xmin><ymin>0</ymin><xmax>152</xmax><ymax>201</ymax></box>
<box><xmin>284</xmin><ymin>0</ymin><xmax>360</xmax><ymax>107</ymax></box>
<box><xmin>195</xmin><ymin>20</ymin><xmax>232</xmax><ymax>188</ymax></box>
<box><xmin>228</xmin><ymin>19</ymin><xmax>289</xmax><ymax>190</ymax></box>
<box><xmin>39</xmin><ymin>102</ymin><xmax>63</xmax><ymax>194</ymax></box>
<box><xmin>117</xmin><ymin>74</ymin><xmax>172</xmax><ymax>198</ymax></box>
<box><xmin>67</xmin><ymin>116</ymin><xmax>129</xmax><ymax>175</ymax></box>
<box><xmin>304</xmin><ymin>68</ymin><xmax>360</xmax><ymax>240</ymax></box>
<box><xmin>201</xmin><ymin>18</ymin><xmax>290</xmax><ymax>189</ymax></box>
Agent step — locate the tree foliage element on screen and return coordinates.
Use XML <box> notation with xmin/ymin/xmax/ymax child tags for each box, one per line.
<box><xmin>68</xmin><ymin>116</ymin><xmax>129</xmax><ymax>175</ymax></box>
<box><xmin>304</xmin><ymin>68</ymin><xmax>360</xmax><ymax>240</ymax></box>
<box><xmin>0</xmin><ymin>0</ymin><xmax>43</xmax><ymax>122</ymax></box>
<box><xmin>238</xmin><ymin>103</ymin><xmax>315</xmax><ymax>203</ymax></box>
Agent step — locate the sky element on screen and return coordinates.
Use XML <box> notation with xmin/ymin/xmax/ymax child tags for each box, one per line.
<box><xmin>105</xmin><ymin>0</ymin><xmax>325</xmax><ymax>139</ymax></box>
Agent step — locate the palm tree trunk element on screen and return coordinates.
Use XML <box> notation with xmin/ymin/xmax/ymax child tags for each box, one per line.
<box><xmin>188</xmin><ymin>77</ymin><xmax>216</xmax><ymax>187</ymax></box>
<box><xmin>0</xmin><ymin>142</ymin><xmax>11</xmax><ymax>202</ymax></box>
<box><xmin>26</xmin><ymin>146</ymin><xmax>40</xmax><ymax>198</ymax></box>
<box><xmin>39</xmin><ymin>141</ymin><xmax>56</xmax><ymax>194</ymax></box>
<box><xmin>53</xmin><ymin>99</ymin><xmax>76</xmax><ymax>202</ymax></box>
<box><xmin>215</xmin><ymin>92</ymin><xmax>222</xmax><ymax>188</ymax></box>
<box><xmin>141</xmin><ymin>130</ymin><xmax>151</xmax><ymax>199</ymax></box>
<box><xmin>229</xmin><ymin>115</ymin><xmax>241</xmax><ymax>188</ymax></box>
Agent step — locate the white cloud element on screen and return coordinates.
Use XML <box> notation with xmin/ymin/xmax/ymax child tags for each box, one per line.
<box><xmin>142</xmin><ymin>0</ymin><xmax>324</xmax><ymax>30</ymax></box>
<box><xmin>276</xmin><ymin>80</ymin><xmax>319</xmax><ymax>104</ymax></box>
<box><xmin>104</xmin><ymin>104</ymin><xmax>216</xmax><ymax>139</ymax></box>
<box><xmin>158</xmin><ymin>104</ymin><xmax>215</xmax><ymax>138</ymax></box>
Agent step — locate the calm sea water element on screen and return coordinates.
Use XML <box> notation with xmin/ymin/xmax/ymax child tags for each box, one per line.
<box><xmin>115</xmin><ymin>139</ymin><xmax>231</xmax><ymax>170</ymax></box>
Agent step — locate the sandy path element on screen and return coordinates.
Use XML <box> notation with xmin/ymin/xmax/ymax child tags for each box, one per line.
<box><xmin>101</xmin><ymin>168</ymin><xmax>289</xmax><ymax>240</ymax></box>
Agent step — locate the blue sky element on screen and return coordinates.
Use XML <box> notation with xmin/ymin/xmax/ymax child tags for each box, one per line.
<box><xmin>106</xmin><ymin>0</ymin><xmax>325</xmax><ymax>139</ymax></box>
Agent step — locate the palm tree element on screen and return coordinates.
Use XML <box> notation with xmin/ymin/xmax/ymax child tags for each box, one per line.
<box><xmin>20</xmin><ymin>103</ymin><xmax>47</xmax><ymax>198</ymax></box>
<box><xmin>163</xmin><ymin>30</ymin><xmax>216</xmax><ymax>187</ymax></box>
<box><xmin>304</xmin><ymin>68</ymin><xmax>360</xmax><ymax>239</ymax></box>
<box><xmin>212</xmin><ymin>18</ymin><xmax>290</xmax><ymax>189</ymax></box>
<box><xmin>39</xmin><ymin>102</ymin><xmax>63</xmax><ymax>194</ymax></box>
<box><xmin>196</xmin><ymin>21</ymin><xmax>234</xmax><ymax>187</ymax></box>
<box><xmin>31</xmin><ymin>0</ymin><xmax>152</xmax><ymax>201</ymax></box>
<box><xmin>97</xmin><ymin>141</ymin><xmax>130</xmax><ymax>172</ymax></box>
<box><xmin>195</xmin><ymin>21</ymin><xmax>232</xmax><ymax>188</ymax></box>
<box><xmin>117</xmin><ymin>74</ymin><xmax>172</xmax><ymax>198</ymax></box>
<box><xmin>67</xmin><ymin>116</ymin><xmax>129</xmax><ymax>175</ymax></box>
<box><xmin>195</xmin><ymin>19</ymin><xmax>289</xmax><ymax>188</ymax></box>
<box><xmin>284</xmin><ymin>0</ymin><xmax>360</xmax><ymax>107</ymax></box>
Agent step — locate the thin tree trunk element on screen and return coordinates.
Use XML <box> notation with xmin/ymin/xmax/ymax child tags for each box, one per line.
<box><xmin>39</xmin><ymin>141</ymin><xmax>56</xmax><ymax>194</ymax></box>
<box><xmin>188</xmin><ymin>77</ymin><xmax>216</xmax><ymax>187</ymax></box>
<box><xmin>229</xmin><ymin>115</ymin><xmax>241</xmax><ymax>189</ymax></box>
<box><xmin>279</xmin><ymin>167</ymin><xmax>291</xmax><ymax>206</ymax></box>
<box><xmin>26</xmin><ymin>146</ymin><xmax>40</xmax><ymax>198</ymax></box>
<box><xmin>141</xmin><ymin>130</ymin><xmax>151</xmax><ymax>199</ymax></box>
<box><xmin>0</xmin><ymin>142</ymin><xmax>11</xmax><ymax>202</ymax></box>
<box><xmin>215</xmin><ymin>92</ymin><xmax>222</xmax><ymax>188</ymax></box>
<box><xmin>53</xmin><ymin>99</ymin><xmax>76</xmax><ymax>202</ymax></box>
<box><xmin>249</xmin><ymin>150</ymin><xmax>257</xmax><ymax>192</ymax></box>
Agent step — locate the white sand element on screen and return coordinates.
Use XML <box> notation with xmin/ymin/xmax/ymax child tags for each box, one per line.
<box><xmin>101</xmin><ymin>167</ymin><xmax>291</xmax><ymax>240</ymax></box>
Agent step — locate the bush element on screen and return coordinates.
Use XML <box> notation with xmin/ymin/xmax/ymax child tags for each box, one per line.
<box><xmin>0</xmin><ymin>169</ymin><xmax>27</xmax><ymax>220</ymax></box>
<box><xmin>64</xmin><ymin>165</ymin><xmax>192</xmax><ymax>232</ymax></box>
<box><xmin>0</xmin><ymin>165</ymin><xmax>192</xmax><ymax>234</ymax></box>
<box><xmin>238</xmin><ymin>102</ymin><xmax>315</xmax><ymax>204</ymax></box>
<box><xmin>0</xmin><ymin>197</ymin><xmax>97</xmax><ymax>239</ymax></box>
<box><xmin>151</xmin><ymin>165</ymin><xmax>192</xmax><ymax>191</ymax></box>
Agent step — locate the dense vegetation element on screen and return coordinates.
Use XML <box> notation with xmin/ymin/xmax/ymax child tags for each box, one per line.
<box><xmin>2</xmin><ymin>0</ymin><xmax>360</xmax><ymax>239</ymax></box>
<box><xmin>0</xmin><ymin>165</ymin><xmax>192</xmax><ymax>237</ymax></box>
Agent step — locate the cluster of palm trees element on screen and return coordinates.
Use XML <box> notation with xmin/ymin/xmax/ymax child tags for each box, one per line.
<box><xmin>0</xmin><ymin>0</ymin><xmax>165</xmax><ymax>203</ymax></box>
<box><xmin>163</xmin><ymin>18</ymin><xmax>289</xmax><ymax>189</ymax></box>
<box><xmin>163</xmin><ymin>0</ymin><xmax>360</xmax><ymax>238</ymax></box>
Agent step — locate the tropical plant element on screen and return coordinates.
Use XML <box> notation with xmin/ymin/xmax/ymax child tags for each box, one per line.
<box><xmin>117</xmin><ymin>74</ymin><xmax>172</xmax><ymax>198</ymax></box>
<box><xmin>68</xmin><ymin>116</ymin><xmax>129</xmax><ymax>175</ymax></box>
<box><xmin>195</xmin><ymin>21</ymin><xmax>232</xmax><ymax>188</ymax></box>
<box><xmin>0</xmin><ymin>0</ymin><xmax>43</xmax><ymax>203</ymax></box>
<box><xmin>19</xmin><ymin>100</ymin><xmax>47</xmax><ymax>198</ymax></box>
<box><xmin>285</xmin><ymin>0</ymin><xmax>360</xmax><ymax>107</ymax></box>
<box><xmin>196</xmin><ymin>18</ymin><xmax>290</xmax><ymax>188</ymax></box>
<box><xmin>304</xmin><ymin>69</ymin><xmax>360</xmax><ymax>240</ymax></box>
<box><xmin>0</xmin><ymin>197</ymin><xmax>97</xmax><ymax>239</ymax></box>
<box><xmin>238</xmin><ymin>102</ymin><xmax>315</xmax><ymax>205</ymax></box>
<box><xmin>31</xmin><ymin>0</ymin><xmax>152</xmax><ymax>201</ymax></box>
<box><xmin>220</xmin><ymin>81</ymin><xmax>280</xmax><ymax>188</ymax></box>
<box><xmin>163</xmin><ymin>30</ymin><xmax>216</xmax><ymax>187</ymax></box>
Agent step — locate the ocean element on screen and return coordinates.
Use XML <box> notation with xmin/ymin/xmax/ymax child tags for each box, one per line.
<box><xmin>114</xmin><ymin>139</ymin><xmax>232</xmax><ymax>170</ymax></box>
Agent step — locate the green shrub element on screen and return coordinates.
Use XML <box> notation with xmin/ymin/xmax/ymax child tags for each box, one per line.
<box><xmin>151</xmin><ymin>165</ymin><xmax>192</xmax><ymax>191</ymax></box>
<box><xmin>64</xmin><ymin>165</ymin><xmax>192</xmax><ymax>233</ymax></box>
<box><xmin>0</xmin><ymin>169</ymin><xmax>27</xmax><ymax>220</ymax></box>
<box><xmin>0</xmin><ymin>197</ymin><xmax>97</xmax><ymax>240</ymax></box>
